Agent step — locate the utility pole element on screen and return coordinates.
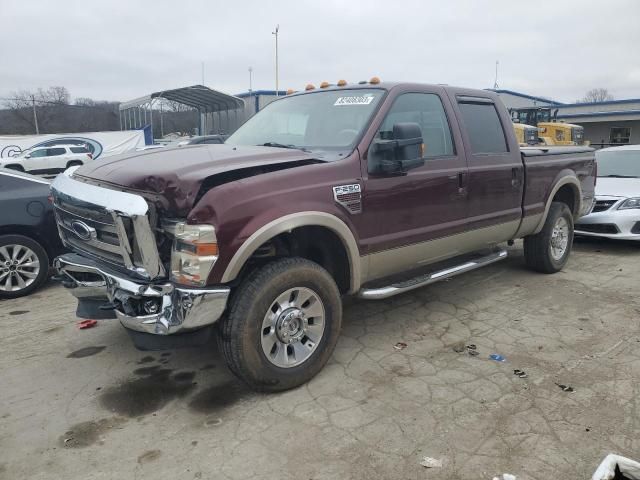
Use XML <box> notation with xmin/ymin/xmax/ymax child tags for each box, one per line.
<box><xmin>494</xmin><ymin>60</ymin><xmax>499</xmax><ymax>89</ymax></box>
<box><xmin>31</xmin><ymin>95</ymin><xmax>39</xmax><ymax>134</ymax></box>
<box><xmin>272</xmin><ymin>25</ymin><xmax>279</xmax><ymax>96</ymax></box>
<box><xmin>248</xmin><ymin>66</ymin><xmax>253</xmax><ymax>93</ymax></box>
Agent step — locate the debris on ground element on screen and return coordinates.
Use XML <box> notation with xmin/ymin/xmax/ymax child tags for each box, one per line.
<box><xmin>592</xmin><ymin>453</ymin><xmax>640</xmax><ymax>480</ymax></box>
<box><xmin>466</xmin><ymin>344</ymin><xmax>479</xmax><ymax>356</ymax></box>
<box><xmin>555</xmin><ymin>383</ymin><xmax>574</xmax><ymax>392</ymax></box>
<box><xmin>513</xmin><ymin>369</ymin><xmax>527</xmax><ymax>378</ymax></box>
<box><xmin>77</xmin><ymin>319</ymin><xmax>97</xmax><ymax>330</ymax></box>
<box><xmin>393</xmin><ymin>342</ymin><xmax>408</xmax><ymax>351</ymax></box>
<box><xmin>492</xmin><ymin>474</ymin><xmax>517</xmax><ymax>480</ymax></box>
<box><xmin>420</xmin><ymin>457</ymin><xmax>443</xmax><ymax>468</ymax></box>
<box><xmin>452</xmin><ymin>342</ymin><xmax>466</xmax><ymax>353</ymax></box>
<box><xmin>489</xmin><ymin>354</ymin><xmax>506</xmax><ymax>362</ymax></box>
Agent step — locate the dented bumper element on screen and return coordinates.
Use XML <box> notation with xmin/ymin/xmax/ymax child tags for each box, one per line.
<box><xmin>55</xmin><ymin>253</ymin><xmax>229</xmax><ymax>335</ymax></box>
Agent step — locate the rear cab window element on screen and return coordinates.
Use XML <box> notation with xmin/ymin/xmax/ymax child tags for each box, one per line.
<box><xmin>457</xmin><ymin>99</ymin><xmax>509</xmax><ymax>154</ymax></box>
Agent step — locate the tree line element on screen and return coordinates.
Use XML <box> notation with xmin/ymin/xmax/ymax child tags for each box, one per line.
<box><xmin>0</xmin><ymin>86</ymin><xmax>200</xmax><ymax>137</ymax></box>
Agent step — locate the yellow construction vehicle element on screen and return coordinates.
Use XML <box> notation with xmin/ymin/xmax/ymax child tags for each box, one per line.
<box><xmin>510</xmin><ymin>107</ymin><xmax>587</xmax><ymax>146</ymax></box>
<box><xmin>512</xmin><ymin>122</ymin><xmax>540</xmax><ymax>146</ymax></box>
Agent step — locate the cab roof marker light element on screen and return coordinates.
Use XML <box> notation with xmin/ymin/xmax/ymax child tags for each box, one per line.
<box><xmin>305</xmin><ymin>84</ymin><xmax>315</xmax><ymax>91</ymax></box>
<box><xmin>286</xmin><ymin>89</ymin><xmax>295</xmax><ymax>95</ymax></box>
<box><xmin>320</xmin><ymin>81</ymin><xmax>330</xmax><ymax>88</ymax></box>
<box><xmin>358</xmin><ymin>80</ymin><xmax>367</xmax><ymax>85</ymax></box>
<box><xmin>337</xmin><ymin>79</ymin><xmax>347</xmax><ymax>86</ymax></box>
<box><xmin>369</xmin><ymin>76</ymin><xmax>381</xmax><ymax>85</ymax></box>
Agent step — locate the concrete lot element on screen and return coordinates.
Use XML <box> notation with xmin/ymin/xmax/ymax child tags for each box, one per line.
<box><xmin>1</xmin><ymin>239</ymin><xmax>639</xmax><ymax>480</ymax></box>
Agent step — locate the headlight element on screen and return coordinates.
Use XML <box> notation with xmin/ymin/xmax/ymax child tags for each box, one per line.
<box><xmin>618</xmin><ymin>198</ymin><xmax>640</xmax><ymax>210</ymax></box>
<box><xmin>166</xmin><ymin>222</ymin><xmax>218</xmax><ymax>286</ymax></box>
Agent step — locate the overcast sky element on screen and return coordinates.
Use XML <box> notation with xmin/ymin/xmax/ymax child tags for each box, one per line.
<box><xmin>1</xmin><ymin>0</ymin><xmax>639</xmax><ymax>104</ymax></box>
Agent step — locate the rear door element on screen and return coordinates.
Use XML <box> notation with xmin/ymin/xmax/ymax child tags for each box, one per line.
<box><xmin>357</xmin><ymin>87</ymin><xmax>469</xmax><ymax>280</ymax></box>
<box><xmin>448</xmin><ymin>93</ymin><xmax>524</xmax><ymax>239</ymax></box>
<box><xmin>45</xmin><ymin>147</ymin><xmax>68</xmax><ymax>171</ymax></box>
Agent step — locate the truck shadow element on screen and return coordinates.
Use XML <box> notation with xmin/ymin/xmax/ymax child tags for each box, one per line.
<box><xmin>573</xmin><ymin>236</ymin><xmax>640</xmax><ymax>255</ymax></box>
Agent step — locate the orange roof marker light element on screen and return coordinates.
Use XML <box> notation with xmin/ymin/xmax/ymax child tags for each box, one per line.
<box><xmin>286</xmin><ymin>89</ymin><xmax>295</xmax><ymax>95</ymax></box>
<box><xmin>320</xmin><ymin>81</ymin><xmax>330</xmax><ymax>88</ymax></box>
<box><xmin>369</xmin><ymin>76</ymin><xmax>381</xmax><ymax>85</ymax></box>
<box><xmin>337</xmin><ymin>79</ymin><xmax>347</xmax><ymax>86</ymax></box>
<box><xmin>305</xmin><ymin>84</ymin><xmax>315</xmax><ymax>91</ymax></box>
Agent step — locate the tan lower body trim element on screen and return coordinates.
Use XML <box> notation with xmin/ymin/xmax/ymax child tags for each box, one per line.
<box><xmin>361</xmin><ymin>220</ymin><xmax>520</xmax><ymax>284</ymax></box>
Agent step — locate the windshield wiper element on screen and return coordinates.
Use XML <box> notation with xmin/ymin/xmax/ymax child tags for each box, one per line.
<box><xmin>599</xmin><ymin>174</ymin><xmax>638</xmax><ymax>178</ymax></box>
<box><xmin>260</xmin><ymin>142</ymin><xmax>310</xmax><ymax>152</ymax></box>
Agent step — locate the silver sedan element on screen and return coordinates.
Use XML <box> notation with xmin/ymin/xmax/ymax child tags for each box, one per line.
<box><xmin>575</xmin><ymin>145</ymin><xmax>640</xmax><ymax>241</ymax></box>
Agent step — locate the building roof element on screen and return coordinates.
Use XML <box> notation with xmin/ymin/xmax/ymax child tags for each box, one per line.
<box><xmin>119</xmin><ymin>85</ymin><xmax>245</xmax><ymax>112</ymax></box>
<box><xmin>236</xmin><ymin>90</ymin><xmax>288</xmax><ymax>98</ymax></box>
<box><xmin>488</xmin><ymin>89</ymin><xmax>563</xmax><ymax>105</ymax></box>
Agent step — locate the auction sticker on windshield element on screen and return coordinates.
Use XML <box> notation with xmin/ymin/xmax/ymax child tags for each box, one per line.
<box><xmin>334</xmin><ymin>94</ymin><xmax>375</xmax><ymax>106</ymax></box>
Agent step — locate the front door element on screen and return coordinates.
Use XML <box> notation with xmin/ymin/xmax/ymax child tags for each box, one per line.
<box><xmin>356</xmin><ymin>89</ymin><xmax>469</xmax><ymax>281</ymax></box>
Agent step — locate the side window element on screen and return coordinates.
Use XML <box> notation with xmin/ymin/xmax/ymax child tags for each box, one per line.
<box><xmin>458</xmin><ymin>101</ymin><xmax>508</xmax><ymax>154</ymax></box>
<box><xmin>376</xmin><ymin>93</ymin><xmax>455</xmax><ymax>158</ymax></box>
<box><xmin>47</xmin><ymin>147</ymin><xmax>66</xmax><ymax>156</ymax></box>
<box><xmin>29</xmin><ymin>149</ymin><xmax>47</xmax><ymax>158</ymax></box>
<box><xmin>70</xmin><ymin>146</ymin><xmax>89</xmax><ymax>153</ymax></box>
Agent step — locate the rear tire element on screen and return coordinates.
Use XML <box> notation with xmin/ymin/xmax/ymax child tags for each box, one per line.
<box><xmin>0</xmin><ymin>234</ymin><xmax>49</xmax><ymax>299</ymax></box>
<box><xmin>524</xmin><ymin>202</ymin><xmax>574</xmax><ymax>273</ymax></box>
<box><xmin>66</xmin><ymin>160</ymin><xmax>83</xmax><ymax>169</ymax></box>
<box><xmin>218</xmin><ymin>257</ymin><xmax>342</xmax><ymax>392</ymax></box>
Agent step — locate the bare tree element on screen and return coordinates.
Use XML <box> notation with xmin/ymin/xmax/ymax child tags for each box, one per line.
<box><xmin>3</xmin><ymin>86</ymin><xmax>71</xmax><ymax>133</ymax></box>
<box><xmin>581</xmin><ymin>88</ymin><xmax>614</xmax><ymax>103</ymax></box>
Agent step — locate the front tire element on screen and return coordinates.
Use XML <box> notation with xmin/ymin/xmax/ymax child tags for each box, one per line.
<box><xmin>218</xmin><ymin>258</ymin><xmax>342</xmax><ymax>392</ymax></box>
<box><xmin>0</xmin><ymin>234</ymin><xmax>49</xmax><ymax>299</ymax></box>
<box><xmin>524</xmin><ymin>202</ymin><xmax>574</xmax><ymax>273</ymax></box>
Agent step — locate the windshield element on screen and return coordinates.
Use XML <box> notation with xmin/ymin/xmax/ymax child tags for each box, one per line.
<box><xmin>226</xmin><ymin>89</ymin><xmax>385</xmax><ymax>155</ymax></box>
<box><xmin>597</xmin><ymin>150</ymin><xmax>640</xmax><ymax>178</ymax></box>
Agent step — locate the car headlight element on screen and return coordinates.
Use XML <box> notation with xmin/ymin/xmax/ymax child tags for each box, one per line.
<box><xmin>618</xmin><ymin>198</ymin><xmax>640</xmax><ymax>210</ymax></box>
<box><xmin>166</xmin><ymin>222</ymin><xmax>218</xmax><ymax>286</ymax></box>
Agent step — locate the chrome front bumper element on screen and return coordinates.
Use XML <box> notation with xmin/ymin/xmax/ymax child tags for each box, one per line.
<box><xmin>55</xmin><ymin>253</ymin><xmax>230</xmax><ymax>335</ymax></box>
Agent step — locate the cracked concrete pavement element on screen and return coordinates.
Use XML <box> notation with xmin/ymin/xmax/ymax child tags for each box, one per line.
<box><xmin>1</xmin><ymin>238</ymin><xmax>639</xmax><ymax>479</ymax></box>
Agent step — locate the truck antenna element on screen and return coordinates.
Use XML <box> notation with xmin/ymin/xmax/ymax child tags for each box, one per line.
<box><xmin>494</xmin><ymin>60</ymin><xmax>499</xmax><ymax>89</ymax></box>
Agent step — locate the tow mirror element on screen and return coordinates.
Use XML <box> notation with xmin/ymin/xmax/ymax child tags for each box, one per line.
<box><xmin>369</xmin><ymin>122</ymin><xmax>424</xmax><ymax>175</ymax></box>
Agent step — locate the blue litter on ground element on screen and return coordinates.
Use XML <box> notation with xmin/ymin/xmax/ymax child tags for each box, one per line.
<box><xmin>489</xmin><ymin>354</ymin><xmax>506</xmax><ymax>362</ymax></box>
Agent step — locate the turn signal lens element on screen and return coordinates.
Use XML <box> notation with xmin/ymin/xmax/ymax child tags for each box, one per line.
<box><xmin>165</xmin><ymin>222</ymin><xmax>218</xmax><ymax>287</ymax></box>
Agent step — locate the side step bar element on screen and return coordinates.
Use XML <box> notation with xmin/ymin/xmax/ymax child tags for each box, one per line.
<box><xmin>357</xmin><ymin>248</ymin><xmax>508</xmax><ymax>300</ymax></box>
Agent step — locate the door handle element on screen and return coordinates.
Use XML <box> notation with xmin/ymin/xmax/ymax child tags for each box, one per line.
<box><xmin>511</xmin><ymin>167</ymin><xmax>521</xmax><ymax>187</ymax></box>
<box><xmin>457</xmin><ymin>172</ymin><xmax>466</xmax><ymax>195</ymax></box>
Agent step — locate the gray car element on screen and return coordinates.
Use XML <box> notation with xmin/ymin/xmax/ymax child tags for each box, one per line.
<box><xmin>575</xmin><ymin>145</ymin><xmax>640</xmax><ymax>240</ymax></box>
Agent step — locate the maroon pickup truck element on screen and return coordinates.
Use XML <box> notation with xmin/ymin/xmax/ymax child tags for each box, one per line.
<box><xmin>51</xmin><ymin>81</ymin><xmax>595</xmax><ymax>391</ymax></box>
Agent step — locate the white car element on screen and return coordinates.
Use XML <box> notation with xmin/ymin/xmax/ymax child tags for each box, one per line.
<box><xmin>575</xmin><ymin>145</ymin><xmax>640</xmax><ymax>240</ymax></box>
<box><xmin>0</xmin><ymin>144</ymin><xmax>93</xmax><ymax>175</ymax></box>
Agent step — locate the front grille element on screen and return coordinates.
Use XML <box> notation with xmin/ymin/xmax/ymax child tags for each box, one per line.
<box><xmin>576</xmin><ymin>223</ymin><xmax>620</xmax><ymax>234</ymax></box>
<box><xmin>592</xmin><ymin>200</ymin><xmax>618</xmax><ymax>213</ymax></box>
<box><xmin>54</xmin><ymin>197</ymin><xmax>134</xmax><ymax>270</ymax></box>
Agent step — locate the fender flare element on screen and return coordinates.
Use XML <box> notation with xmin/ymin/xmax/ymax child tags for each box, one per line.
<box><xmin>533</xmin><ymin>175</ymin><xmax>582</xmax><ymax>234</ymax></box>
<box><xmin>221</xmin><ymin>211</ymin><xmax>362</xmax><ymax>293</ymax></box>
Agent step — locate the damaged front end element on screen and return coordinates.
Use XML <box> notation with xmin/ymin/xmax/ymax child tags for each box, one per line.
<box><xmin>51</xmin><ymin>168</ymin><xmax>229</xmax><ymax>343</ymax></box>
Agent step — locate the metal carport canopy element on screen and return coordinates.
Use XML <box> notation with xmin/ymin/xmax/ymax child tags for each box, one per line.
<box><xmin>119</xmin><ymin>85</ymin><xmax>245</xmax><ymax>111</ymax></box>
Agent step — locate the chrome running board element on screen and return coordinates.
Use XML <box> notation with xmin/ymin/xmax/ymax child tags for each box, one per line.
<box><xmin>357</xmin><ymin>248</ymin><xmax>508</xmax><ymax>300</ymax></box>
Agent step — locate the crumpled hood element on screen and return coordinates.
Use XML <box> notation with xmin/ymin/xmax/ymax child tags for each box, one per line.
<box><xmin>73</xmin><ymin>144</ymin><xmax>318</xmax><ymax>215</ymax></box>
<box><xmin>595</xmin><ymin>177</ymin><xmax>640</xmax><ymax>198</ymax></box>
